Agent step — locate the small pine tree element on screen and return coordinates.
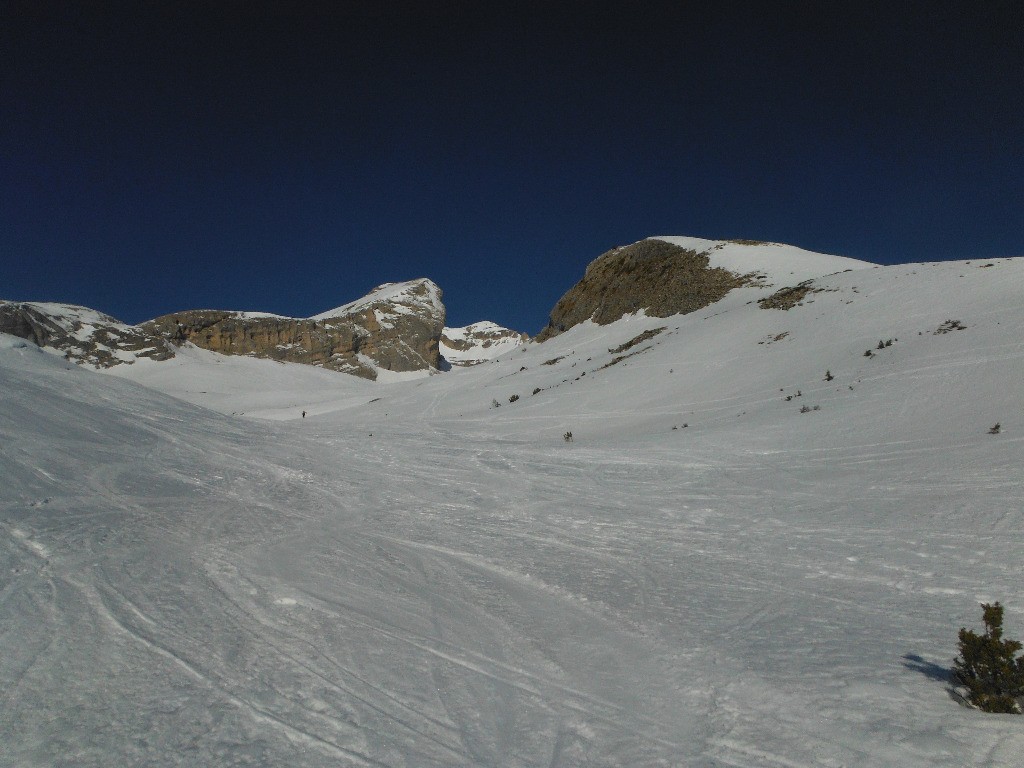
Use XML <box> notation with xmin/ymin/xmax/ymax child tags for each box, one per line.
<box><xmin>953</xmin><ymin>602</ymin><xmax>1024</xmax><ymax>713</ymax></box>
<box><xmin>824</xmin><ymin>370</ymin><xmax>833</xmax><ymax>381</ymax></box>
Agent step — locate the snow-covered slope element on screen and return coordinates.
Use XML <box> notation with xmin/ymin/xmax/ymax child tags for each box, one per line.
<box><xmin>370</xmin><ymin>256</ymin><xmax>1022</xmax><ymax>443</ymax></box>
<box><xmin>3</xmin><ymin>252</ymin><xmax>1024</xmax><ymax>766</ymax></box>
<box><xmin>653</xmin><ymin>235</ymin><xmax>873</xmax><ymax>284</ymax></box>
<box><xmin>105</xmin><ymin>342</ymin><xmax>381</xmax><ymax>419</ymax></box>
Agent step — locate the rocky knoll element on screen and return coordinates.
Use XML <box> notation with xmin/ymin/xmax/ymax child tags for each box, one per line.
<box><xmin>0</xmin><ymin>301</ymin><xmax>175</xmax><ymax>367</ymax></box>
<box><xmin>535</xmin><ymin>239</ymin><xmax>750</xmax><ymax>341</ymax></box>
<box><xmin>143</xmin><ymin>279</ymin><xmax>446</xmax><ymax>380</ymax></box>
<box><xmin>440</xmin><ymin>322</ymin><xmax>528</xmax><ymax>367</ymax></box>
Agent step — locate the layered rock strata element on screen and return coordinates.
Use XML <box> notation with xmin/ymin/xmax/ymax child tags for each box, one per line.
<box><xmin>143</xmin><ymin>279</ymin><xmax>446</xmax><ymax>380</ymax></box>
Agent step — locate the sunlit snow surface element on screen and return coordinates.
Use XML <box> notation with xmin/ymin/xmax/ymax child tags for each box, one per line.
<box><xmin>3</xmin><ymin>256</ymin><xmax>1024</xmax><ymax>766</ymax></box>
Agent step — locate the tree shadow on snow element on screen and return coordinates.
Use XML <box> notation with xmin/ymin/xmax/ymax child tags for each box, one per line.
<box><xmin>902</xmin><ymin>653</ymin><xmax>952</xmax><ymax>683</ymax></box>
<box><xmin>902</xmin><ymin>653</ymin><xmax>971</xmax><ymax>706</ymax></box>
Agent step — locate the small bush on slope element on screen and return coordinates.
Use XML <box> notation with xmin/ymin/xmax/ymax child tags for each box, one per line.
<box><xmin>953</xmin><ymin>602</ymin><xmax>1024</xmax><ymax>713</ymax></box>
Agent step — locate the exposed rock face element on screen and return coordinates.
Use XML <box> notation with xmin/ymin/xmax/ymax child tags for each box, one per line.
<box><xmin>315</xmin><ymin>279</ymin><xmax>446</xmax><ymax>376</ymax></box>
<box><xmin>0</xmin><ymin>301</ymin><xmax>175</xmax><ymax>368</ymax></box>
<box><xmin>440</xmin><ymin>322</ymin><xmax>528</xmax><ymax>367</ymax></box>
<box><xmin>758</xmin><ymin>281</ymin><xmax>818</xmax><ymax>310</ymax></box>
<box><xmin>143</xmin><ymin>279</ymin><xmax>446</xmax><ymax>380</ymax></box>
<box><xmin>535</xmin><ymin>239</ymin><xmax>750</xmax><ymax>341</ymax></box>
<box><xmin>142</xmin><ymin>310</ymin><xmax>370</xmax><ymax>375</ymax></box>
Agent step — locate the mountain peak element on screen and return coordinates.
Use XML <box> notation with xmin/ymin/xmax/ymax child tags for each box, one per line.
<box><xmin>310</xmin><ymin>278</ymin><xmax>443</xmax><ymax>322</ymax></box>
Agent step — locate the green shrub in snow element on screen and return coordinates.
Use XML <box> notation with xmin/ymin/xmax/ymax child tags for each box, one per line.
<box><xmin>953</xmin><ymin>602</ymin><xmax>1024</xmax><ymax>713</ymax></box>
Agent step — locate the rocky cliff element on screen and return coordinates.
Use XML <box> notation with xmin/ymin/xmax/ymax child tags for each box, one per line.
<box><xmin>0</xmin><ymin>301</ymin><xmax>175</xmax><ymax>367</ymax></box>
<box><xmin>535</xmin><ymin>239</ymin><xmax>752</xmax><ymax>341</ymax></box>
<box><xmin>143</xmin><ymin>279</ymin><xmax>446</xmax><ymax>380</ymax></box>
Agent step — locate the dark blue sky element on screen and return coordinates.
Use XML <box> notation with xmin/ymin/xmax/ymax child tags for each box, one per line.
<box><xmin>2</xmin><ymin>2</ymin><xmax>1022</xmax><ymax>333</ymax></box>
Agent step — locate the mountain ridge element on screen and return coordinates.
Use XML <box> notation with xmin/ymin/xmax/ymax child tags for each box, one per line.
<box><xmin>0</xmin><ymin>237</ymin><xmax>1003</xmax><ymax>391</ymax></box>
<box><xmin>142</xmin><ymin>278</ymin><xmax>448</xmax><ymax>380</ymax></box>
<box><xmin>1</xmin><ymin>279</ymin><xmax>522</xmax><ymax>380</ymax></box>
<box><xmin>0</xmin><ymin>301</ymin><xmax>175</xmax><ymax>368</ymax></box>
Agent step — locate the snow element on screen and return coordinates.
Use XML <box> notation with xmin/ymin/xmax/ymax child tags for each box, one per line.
<box><xmin>225</xmin><ymin>310</ymin><xmax>293</xmax><ymax>320</ymax></box>
<box><xmin>105</xmin><ymin>342</ymin><xmax>379</xmax><ymax>419</ymax></box>
<box><xmin>310</xmin><ymin>278</ymin><xmax>444</xmax><ymax>321</ymax></box>
<box><xmin>1</xmin><ymin>300</ymin><xmax>122</xmax><ymax>327</ymax></box>
<box><xmin>3</xmin><ymin>254</ymin><xmax>1024</xmax><ymax>766</ymax></box>
<box><xmin>652</xmin><ymin>235</ymin><xmax>875</xmax><ymax>284</ymax></box>
<box><xmin>442</xmin><ymin>321</ymin><xmax>509</xmax><ymax>342</ymax></box>
<box><xmin>156</xmin><ymin>309</ymin><xmax>293</xmax><ymax>319</ymax></box>
<box><xmin>0</xmin><ymin>334</ymin><xmax>33</xmax><ymax>350</ymax></box>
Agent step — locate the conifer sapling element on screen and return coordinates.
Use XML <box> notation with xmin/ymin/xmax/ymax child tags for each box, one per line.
<box><xmin>953</xmin><ymin>602</ymin><xmax>1024</xmax><ymax>713</ymax></box>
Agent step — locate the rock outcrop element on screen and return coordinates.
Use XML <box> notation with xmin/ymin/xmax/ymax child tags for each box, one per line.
<box><xmin>143</xmin><ymin>279</ymin><xmax>446</xmax><ymax>380</ymax></box>
<box><xmin>757</xmin><ymin>281</ymin><xmax>818</xmax><ymax>310</ymax></box>
<box><xmin>313</xmin><ymin>279</ymin><xmax>447</xmax><ymax>376</ymax></box>
<box><xmin>535</xmin><ymin>239</ymin><xmax>750</xmax><ymax>341</ymax></box>
<box><xmin>0</xmin><ymin>301</ymin><xmax>175</xmax><ymax>367</ymax></box>
<box><xmin>142</xmin><ymin>310</ymin><xmax>369</xmax><ymax>374</ymax></box>
<box><xmin>440</xmin><ymin>322</ymin><xmax>528</xmax><ymax>367</ymax></box>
